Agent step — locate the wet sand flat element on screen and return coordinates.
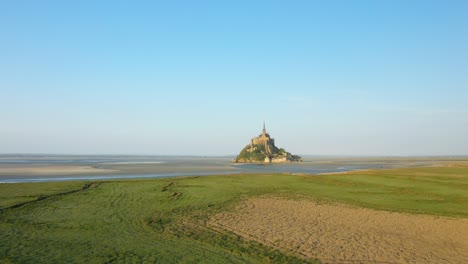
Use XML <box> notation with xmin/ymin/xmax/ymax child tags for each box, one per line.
<box><xmin>210</xmin><ymin>198</ymin><xmax>468</xmax><ymax>264</ymax></box>
<box><xmin>0</xmin><ymin>165</ymin><xmax>115</xmax><ymax>175</ymax></box>
<box><xmin>2</xmin><ymin>156</ymin><xmax>467</xmax><ymax>182</ymax></box>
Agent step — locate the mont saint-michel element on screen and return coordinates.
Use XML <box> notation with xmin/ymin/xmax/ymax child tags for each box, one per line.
<box><xmin>234</xmin><ymin>123</ymin><xmax>302</xmax><ymax>163</ymax></box>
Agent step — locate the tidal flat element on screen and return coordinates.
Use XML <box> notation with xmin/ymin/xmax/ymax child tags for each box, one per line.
<box><xmin>0</xmin><ymin>160</ymin><xmax>467</xmax><ymax>263</ymax></box>
<box><xmin>1</xmin><ymin>155</ymin><xmax>466</xmax><ymax>183</ymax></box>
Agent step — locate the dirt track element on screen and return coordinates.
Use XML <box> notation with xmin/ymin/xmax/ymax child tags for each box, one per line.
<box><xmin>209</xmin><ymin>198</ymin><xmax>468</xmax><ymax>264</ymax></box>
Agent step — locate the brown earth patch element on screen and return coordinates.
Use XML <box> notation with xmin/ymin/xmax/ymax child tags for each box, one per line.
<box><xmin>209</xmin><ymin>198</ymin><xmax>468</xmax><ymax>264</ymax></box>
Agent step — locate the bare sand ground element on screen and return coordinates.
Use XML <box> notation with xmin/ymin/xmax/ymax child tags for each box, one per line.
<box><xmin>210</xmin><ymin>198</ymin><xmax>468</xmax><ymax>264</ymax></box>
<box><xmin>2</xmin><ymin>156</ymin><xmax>467</xmax><ymax>179</ymax></box>
<box><xmin>0</xmin><ymin>165</ymin><xmax>116</xmax><ymax>175</ymax></box>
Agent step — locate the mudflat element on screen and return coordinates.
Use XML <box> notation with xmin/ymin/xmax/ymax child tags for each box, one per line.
<box><xmin>210</xmin><ymin>197</ymin><xmax>468</xmax><ymax>264</ymax></box>
<box><xmin>2</xmin><ymin>156</ymin><xmax>467</xmax><ymax>182</ymax></box>
<box><xmin>0</xmin><ymin>165</ymin><xmax>115</xmax><ymax>175</ymax></box>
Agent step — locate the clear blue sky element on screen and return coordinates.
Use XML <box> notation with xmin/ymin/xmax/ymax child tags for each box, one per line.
<box><xmin>1</xmin><ymin>1</ymin><xmax>467</xmax><ymax>156</ymax></box>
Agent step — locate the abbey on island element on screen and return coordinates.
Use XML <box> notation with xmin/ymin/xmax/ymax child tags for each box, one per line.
<box><xmin>234</xmin><ymin>123</ymin><xmax>302</xmax><ymax>163</ymax></box>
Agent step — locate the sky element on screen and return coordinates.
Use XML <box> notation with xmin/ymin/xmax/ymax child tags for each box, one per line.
<box><xmin>1</xmin><ymin>0</ymin><xmax>467</xmax><ymax>156</ymax></box>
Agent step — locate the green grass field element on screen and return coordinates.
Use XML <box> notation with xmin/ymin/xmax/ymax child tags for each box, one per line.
<box><xmin>1</xmin><ymin>166</ymin><xmax>467</xmax><ymax>263</ymax></box>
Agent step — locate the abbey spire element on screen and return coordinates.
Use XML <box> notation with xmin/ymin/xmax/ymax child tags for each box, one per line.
<box><xmin>234</xmin><ymin>123</ymin><xmax>302</xmax><ymax>163</ymax></box>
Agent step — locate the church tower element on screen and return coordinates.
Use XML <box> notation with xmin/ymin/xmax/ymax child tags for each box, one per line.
<box><xmin>234</xmin><ymin>122</ymin><xmax>302</xmax><ymax>163</ymax></box>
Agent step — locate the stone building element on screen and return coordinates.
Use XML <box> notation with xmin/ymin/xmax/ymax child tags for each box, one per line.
<box><xmin>234</xmin><ymin>122</ymin><xmax>302</xmax><ymax>163</ymax></box>
<box><xmin>250</xmin><ymin>122</ymin><xmax>276</xmax><ymax>154</ymax></box>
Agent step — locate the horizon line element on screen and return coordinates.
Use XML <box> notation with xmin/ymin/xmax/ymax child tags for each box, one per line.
<box><xmin>1</xmin><ymin>153</ymin><xmax>468</xmax><ymax>158</ymax></box>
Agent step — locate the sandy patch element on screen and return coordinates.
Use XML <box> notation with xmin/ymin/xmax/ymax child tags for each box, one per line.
<box><xmin>101</xmin><ymin>161</ymin><xmax>165</xmax><ymax>165</ymax></box>
<box><xmin>0</xmin><ymin>165</ymin><xmax>115</xmax><ymax>175</ymax></box>
<box><xmin>209</xmin><ymin>198</ymin><xmax>468</xmax><ymax>264</ymax></box>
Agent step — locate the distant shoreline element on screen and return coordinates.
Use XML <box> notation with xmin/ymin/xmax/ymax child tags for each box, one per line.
<box><xmin>1</xmin><ymin>156</ymin><xmax>467</xmax><ymax>184</ymax></box>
